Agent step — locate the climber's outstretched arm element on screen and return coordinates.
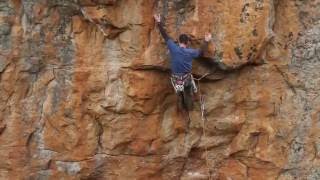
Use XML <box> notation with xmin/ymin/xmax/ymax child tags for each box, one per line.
<box><xmin>154</xmin><ymin>14</ymin><xmax>170</xmax><ymax>42</ymax></box>
<box><xmin>158</xmin><ymin>22</ymin><xmax>170</xmax><ymax>42</ymax></box>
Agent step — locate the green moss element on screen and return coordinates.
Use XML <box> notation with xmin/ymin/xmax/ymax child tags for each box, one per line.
<box><xmin>234</xmin><ymin>47</ymin><xmax>243</xmax><ymax>59</ymax></box>
<box><xmin>252</xmin><ymin>28</ymin><xmax>258</xmax><ymax>36</ymax></box>
<box><xmin>214</xmin><ymin>51</ymin><xmax>224</xmax><ymax>61</ymax></box>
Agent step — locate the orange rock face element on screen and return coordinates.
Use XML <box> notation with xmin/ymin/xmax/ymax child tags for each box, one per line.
<box><xmin>0</xmin><ymin>0</ymin><xmax>320</xmax><ymax>179</ymax></box>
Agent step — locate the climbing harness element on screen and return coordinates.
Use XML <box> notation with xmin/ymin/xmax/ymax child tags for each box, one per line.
<box><xmin>170</xmin><ymin>73</ymin><xmax>197</xmax><ymax>93</ymax></box>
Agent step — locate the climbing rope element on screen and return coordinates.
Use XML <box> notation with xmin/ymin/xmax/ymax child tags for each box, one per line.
<box><xmin>179</xmin><ymin>72</ymin><xmax>212</xmax><ymax>179</ymax></box>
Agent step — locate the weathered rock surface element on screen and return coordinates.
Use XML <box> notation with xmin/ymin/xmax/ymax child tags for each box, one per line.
<box><xmin>0</xmin><ymin>0</ymin><xmax>320</xmax><ymax>179</ymax></box>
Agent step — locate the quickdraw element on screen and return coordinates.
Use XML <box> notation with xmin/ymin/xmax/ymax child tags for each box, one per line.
<box><xmin>193</xmin><ymin>72</ymin><xmax>212</xmax><ymax>180</ymax></box>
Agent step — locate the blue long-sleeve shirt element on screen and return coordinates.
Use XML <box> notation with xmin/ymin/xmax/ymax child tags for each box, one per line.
<box><xmin>157</xmin><ymin>22</ymin><xmax>207</xmax><ymax>74</ymax></box>
<box><xmin>166</xmin><ymin>39</ymin><xmax>201</xmax><ymax>74</ymax></box>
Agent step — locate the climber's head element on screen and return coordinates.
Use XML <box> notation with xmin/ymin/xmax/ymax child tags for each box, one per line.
<box><xmin>178</xmin><ymin>34</ymin><xmax>190</xmax><ymax>48</ymax></box>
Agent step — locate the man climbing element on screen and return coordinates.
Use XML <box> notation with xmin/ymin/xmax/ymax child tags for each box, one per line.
<box><xmin>154</xmin><ymin>14</ymin><xmax>212</xmax><ymax>110</ymax></box>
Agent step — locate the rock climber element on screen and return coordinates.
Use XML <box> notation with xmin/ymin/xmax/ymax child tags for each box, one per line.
<box><xmin>154</xmin><ymin>14</ymin><xmax>212</xmax><ymax>110</ymax></box>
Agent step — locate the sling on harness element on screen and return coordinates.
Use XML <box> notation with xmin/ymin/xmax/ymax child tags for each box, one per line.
<box><xmin>170</xmin><ymin>73</ymin><xmax>197</xmax><ymax>93</ymax></box>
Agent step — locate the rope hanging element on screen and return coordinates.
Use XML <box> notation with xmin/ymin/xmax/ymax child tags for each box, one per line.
<box><xmin>195</xmin><ymin>72</ymin><xmax>212</xmax><ymax>180</ymax></box>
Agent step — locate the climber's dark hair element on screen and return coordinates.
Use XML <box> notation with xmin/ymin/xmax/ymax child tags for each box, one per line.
<box><xmin>179</xmin><ymin>34</ymin><xmax>190</xmax><ymax>44</ymax></box>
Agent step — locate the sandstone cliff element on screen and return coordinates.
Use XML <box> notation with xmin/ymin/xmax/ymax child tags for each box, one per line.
<box><xmin>0</xmin><ymin>0</ymin><xmax>320</xmax><ymax>179</ymax></box>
